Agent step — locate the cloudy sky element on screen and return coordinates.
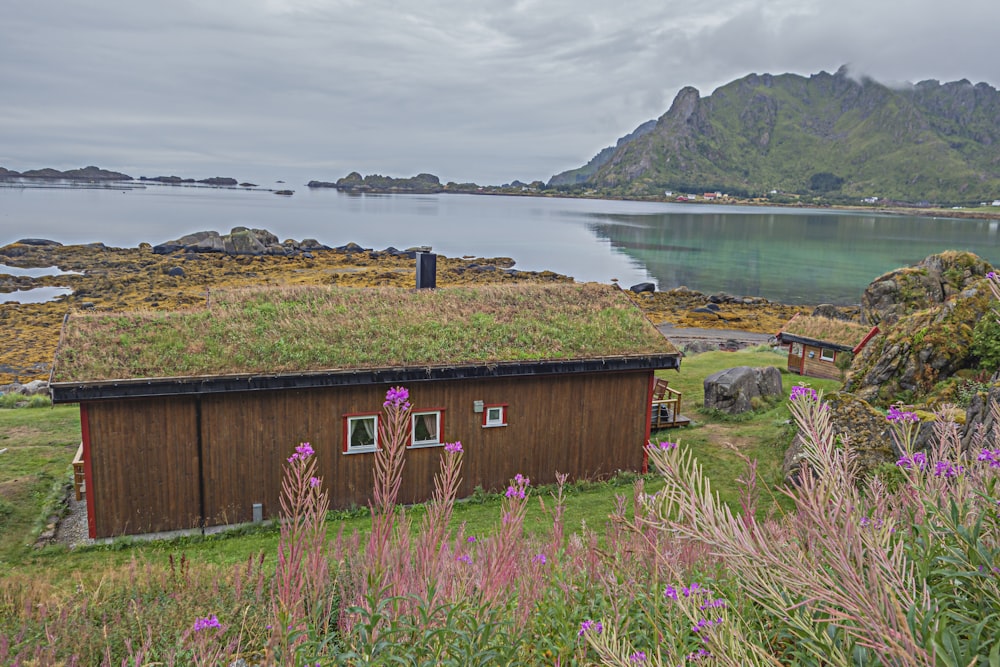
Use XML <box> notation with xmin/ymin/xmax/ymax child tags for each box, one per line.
<box><xmin>2</xmin><ymin>0</ymin><xmax>998</xmax><ymax>186</ymax></box>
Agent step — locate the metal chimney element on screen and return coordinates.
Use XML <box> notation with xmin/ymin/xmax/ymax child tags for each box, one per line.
<box><xmin>416</xmin><ymin>250</ymin><xmax>437</xmax><ymax>289</ymax></box>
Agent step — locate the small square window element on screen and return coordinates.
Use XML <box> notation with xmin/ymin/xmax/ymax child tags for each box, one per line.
<box><xmin>483</xmin><ymin>404</ymin><xmax>507</xmax><ymax>428</ymax></box>
<box><xmin>345</xmin><ymin>414</ymin><xmax>379</xmax><ymax>453</ymax></box>
<box><xmin>820</xmin><ymin>348</ymin><xmax>835</xmax><ymax>362</ymax></box>
<box><xmin>411</xmin><ymin>410</ymin><xmax>443</xmax><ymax>447</ymax></box>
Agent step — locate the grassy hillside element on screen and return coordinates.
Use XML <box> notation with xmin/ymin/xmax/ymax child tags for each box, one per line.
<box><xmin>570</xmin><ymin>68</ymin><xmax>1000</xmax><ymax>203</ymax></box>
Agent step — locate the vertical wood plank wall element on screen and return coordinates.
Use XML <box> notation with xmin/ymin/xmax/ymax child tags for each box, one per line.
<box><xmin>88</xmin><ymin>370</ymin><xmax>652</xmax><ymax>536</ymax></box>
<box><xmin>789</xmin><ymin>344</ymin><xmax>841</xmax><ymax>380</ymax></box>
<box><xmin>85</xmin><ymin>398</ymin><xmax>201</xmax><ymax>537</ymax></box>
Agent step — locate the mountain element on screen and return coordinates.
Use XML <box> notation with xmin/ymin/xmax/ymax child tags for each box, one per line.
<box><xmin>550</xmin><ymin>66</ymin><xmax>1000</xmax><ymax>203</ymax></box>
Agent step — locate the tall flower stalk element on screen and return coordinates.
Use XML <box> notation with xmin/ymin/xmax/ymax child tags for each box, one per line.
<box><xmin>269</xmin><ymin>442</ymin><xmax>330</xmax><ymax>664</ymax></box>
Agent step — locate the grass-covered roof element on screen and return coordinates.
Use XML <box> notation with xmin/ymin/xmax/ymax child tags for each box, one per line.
<box><xmin>778</xmin><ymin>314</ymin><xmax>877</xmax><ymax>350</ymax></box>
<box><xmin>53</xmin><ymin>283</ymin><xmax>677</xmax><ymax>382</ymax></box>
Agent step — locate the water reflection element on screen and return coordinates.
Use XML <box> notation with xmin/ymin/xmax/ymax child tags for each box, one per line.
<box><xmin>0</xmin><ymin>265</ymin><xmax>82</xmax><ymax>278</ymax></box>
<box><xmin>1</xmin><ymin>286</ymin><xmax>73</xmax><ymax>304</ymax></box>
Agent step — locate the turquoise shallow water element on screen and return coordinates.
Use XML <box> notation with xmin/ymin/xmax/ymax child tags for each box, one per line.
<box><xmin>2</xmin><ymin>184</ymin><xmax>997</xmax><ymax>305</ymax></box>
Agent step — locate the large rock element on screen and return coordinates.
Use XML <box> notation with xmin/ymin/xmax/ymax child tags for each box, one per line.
<box><xmin>703</xmin><ymin>366</ymin><xmax>783</xmax><ymax>414</ymax></box>
<box><xmin>783</xmin><ymin>392</ymin><xmax>936</xmax><ymax>484</ymax></box>
<box><xmin>861</xmin><ymin>251</ymin><xmax>991</xmax><ymax>327</ymax></box>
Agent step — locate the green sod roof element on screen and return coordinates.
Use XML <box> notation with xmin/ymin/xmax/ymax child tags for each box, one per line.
<box><xmin>53</xmin><ymin>283</ymin><xmax>677</xmax><ymax>382</ymax></box>
<box><xmin>778</xmin><ymin>314</ymin><xmax>877</xmax><ymax>350</ymax></box>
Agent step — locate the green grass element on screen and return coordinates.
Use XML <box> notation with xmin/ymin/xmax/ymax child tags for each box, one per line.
<box><xmin>0</xmin><ymin>404</ymin><xmax>81</xmax><ymax>563</ymax></box>
<box><xmin>5</xmin><ymin>348</ymin><xmax>839</xmax><ymax>589</ymax></box>
<box><xmin>55</xmin><ymin>283</ymin><xmax>677</xmax><ymax>382</ymax></box>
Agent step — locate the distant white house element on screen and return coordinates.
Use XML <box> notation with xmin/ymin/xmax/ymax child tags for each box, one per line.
<box><xmin>992</xmin><ymin>200</ymin><xmax>1000</xmax><ymax>207</ymax></box>
<box><xmin>862</xmin><ymin>196</ymin><xmax>879</xmax><ymax>204</ymax></box>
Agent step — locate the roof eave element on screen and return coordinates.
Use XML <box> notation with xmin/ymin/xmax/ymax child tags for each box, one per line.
<box><xmin>50</xmin><ymin>354</ymin><xmax>682</xmax><ymax>403</ymax></box>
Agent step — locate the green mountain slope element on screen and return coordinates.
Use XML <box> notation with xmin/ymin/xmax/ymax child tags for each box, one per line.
<box><xmin>554</xmin><ymin>67</ymin><xmax>1000</xmax><ymax>203</ymax></box>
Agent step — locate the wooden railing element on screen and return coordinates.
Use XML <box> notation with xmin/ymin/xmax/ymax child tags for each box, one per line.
<box><xmin>651</xmin><ymin>386</ymin><xmax>683</xmax><ymax>429</ymax></box>
<box><xmin>72</xmin><ymin>443</ymin><xmax>86</xmax><ymax>501</ymax></box>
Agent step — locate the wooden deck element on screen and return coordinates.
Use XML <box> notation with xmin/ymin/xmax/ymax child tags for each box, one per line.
<box><xmin>650</xmin><ymin>379</ymin><xmax>692</xmax><ymax>429</ymax></box>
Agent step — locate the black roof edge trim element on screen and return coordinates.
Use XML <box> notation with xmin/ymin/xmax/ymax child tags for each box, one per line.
<box><xmin>776</xmin><ymin>333</ymin><xmax>854</xmax><ymax>352</ymax></box>
<box><xmin>50</xmin><ymin>355</ymin><xmax>682</xmax><ymax>403</ymax></box>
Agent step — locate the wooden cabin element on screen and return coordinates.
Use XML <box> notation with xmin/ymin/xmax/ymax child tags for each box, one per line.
<box><xmin>50</xmin><ymin>283</ymin><xmax>681</xmax><ymax>539</ymax></box>
<box><xmin>776</xmin><ymin>314</ymin><xmax>879</xmax><ymax>380</ymax></box>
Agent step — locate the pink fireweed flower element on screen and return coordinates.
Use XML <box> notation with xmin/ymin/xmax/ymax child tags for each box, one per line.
<box><xmin>309</xmin><ymin>476</ymin><xmax>321</xmax><ymax>488</ymax></box>
<box><xmin>287</xmin><ymin>442</ymin><xmax>315</xmax><ymax>463</ymax></box>
<box><xmin>934</xmin><ymin>460</ymin><xmax>964</xmax><ymax>478</ymax></box>
<box><xmin>533</xmin><ymin>553</ymin><xmax>547</xmax><ymax>565</ymax></box>
<box><xmin>505</xmin><ymin>485</ymin><xmax>526</xmax><ymax>499</ymax></box>
<box><xmin>989</xmin><ymin>271</ymin><xmax>997</xmax><ymax>279</ymax></box>
<box><xmin>789</xmin><ymin>384</ymin><xmax>818</xmax><ymax>402</ymax></box>
<box><xmin>664</xmin><ymin>585</ymin><xmax>679</xmax><ymax>600</ymax></box>
<box><xmin>629</xmin><ymin>651</ymin><xmax>647</xmax><ymax>662</ymax></box>
<box><xmin>978</xmin><ymin>448</ymin><xmax>1000</xmax><ymax>468</ymax></box>
<box><xmin>193</xmin><ymin>614</ymin><xmax>221</xmax><ymax>632</ymax></box>
<box><xmin>578</xmin><ymin>619</ymin><xmax>603</xmax><ymax>636</ymax></box>
<box><xmin>681</xmin><ymin>582</ymin><xmax>703</xmax><ymax>597</ymax></box>
<box><xmin>658</xmin><ymin>440</ymin><xmax>678</xmax><ymax>450</ymax></box>
<box><xmin>466</xmin><ymin>535</ymin><xmax>476</xmax><ymax>543</ymax></box>
<box><xmin>444</xmin><ymin>441</ymin><xmax>463</xmax><ymax>453</ymax></box>
<box><xmin>514</xmin><ymin>473</ymin><xmax>530</xmax><ymax>486</ymax></box>
<box><xmin>383</xmin><ymin>386</ymin><xmax>410</xmax><ymax>409</ymax></box>
<box><xmin>887</xmin><ymin>406</ymin><xmax>919</xmax><ymax>423</ymax></box>
<box><xmin>896</xmin><ymin>451</ymin><xmax>927</xmax><ymax>471</ymax></box>
<box><xmin>456</xmin><ymin>554</ymin><xmax>472</xmax><ymax>564</ymax></box>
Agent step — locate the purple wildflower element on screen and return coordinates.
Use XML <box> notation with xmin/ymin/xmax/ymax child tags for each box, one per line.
<box><xmin>934</xmin><ymin>460</ymin><xmax>964</xmax><ymax>478</ymax></box>
<box><xmin>699</xmin><ymin>598</ymin><xmax>727</xmax><ymax>610</ymax></box>
<box><xmin>978</xmin><ymin>448</ymin><xmax>1000</xmax><ymax>468</ymax></box>
<box><xmin>664</xmin><ymin>584</ymin><xmax>679</xmax><ymax>600</ymax></box>
<box><xmin>896</xmin><ymin>451</ymin><xmax>927</xmax><ymax>471</ymax></box>
<box><xmin>383</xmin><ymin>386</ymin><xmax>410</xmax><ymax>409</ymax></box>
<box><xmin>659</xmin><ymin>440</ymin><xmax>678</xmax><ymax>450</ymax></box>
<box><xmin>629</xmin><ymin>651</ymin><xmax>647</xmax><ymax>662</ymax></box>
<box><xmin>466</xmin><ymin>535</ymin><xmax>476</xmax><ymax>543</ymax></box>
<box><xmin>533</xmin><ymin>553</ymin><xmax>547</xmax><ymax>565</ymax></box>
<box><xmin>309</xmin><ymin>476</ymin><xmax>321</xmax><ymax>488</ymax></box>
<box><xmin>578</xmin><ymin>619</ymin><xmax>604</xmax><ymax>636</ymax></box>
<box><xmin>193</xmin><ymin>614</ymin><xmax>221</xmax><ymax>632</ymax></box>
<box><xmin>456</xmin><ymin>554</ymin><xmax>472</xmax><ymax>564</ymax></box>
<box><xmin>887</xmin><ymin>406</ymin><xmax>919</xmax><ymax>423</ymax></box>
<box><xmin>288</xmin><ymin>442</ymin><xmax>315</xmax><ymax>463</ymax></box>
<box><xmin>789</xmin><ymin>385</ymin><xmax>818</xmax><ymax>402</ymax></box>
<box><xmin>989</xmin><ymin>271</ymin><xmax>997</xmax><ymax>279</ymax></box>
<box><xmin>514</xmin><ymin>473</ymin><xmax>530</xmax><ymax>486</ymax></box>
<box><xmin>444</xmin><ymin>441</ymin><xmax>463</xmax><ymax>453</ymax></box>
<box><xmin>681</xmin><ymin>582</ymin><xmax>702</xmax><ymax>597</ymax></box>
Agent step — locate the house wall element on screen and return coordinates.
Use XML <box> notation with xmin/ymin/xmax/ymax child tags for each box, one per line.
<box><xmin>84</xmin><ymin>370</ymin><xmax>652</xmax><ymax>537</ymax></box>
<box><xmin>84</xmin><ymin>397</ymin><xmax>202</xmax><ymax>537</ymax></box>
<box><xmin>787</xmin><ymin>343</ymin><xmax>841</xmax><ymax>380</ymax></box>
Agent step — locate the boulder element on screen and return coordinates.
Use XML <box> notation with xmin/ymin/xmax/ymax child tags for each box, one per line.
<box><xmin>225</xmin><ymin>229</ymin><xmax>266</xmax><ymax>256</ymax></box>
<box><xmin>782</xmin><ymin>392</ymin><xmax>934</xmax><ymax>484</ymax></box>
<box><xmin>812</xmin><ymin>303</ymin><xmax>852</xmax><ymax>321</ymax></box>
<box><xmin>630</xmin><ymin>282</ymin><xmax>655</xmax><ymax>294</ymax></box>
<box><xmin>167</xmin><ymin>267</ymin><xmax>186</xmax><ymax>277</ymax></box>
<box><xmin>861</xmin><ymin>251</ymin><xmax>991</xmax><ymax>327</ymax></box>
<box><xmin>703</xmin><ymin>366</ymin><xmax>783</xmax><ymax>414</ymax></box>
<box><xmin>15</xmin><ymin>239</ymin><xmax>62</xmax><ymax>246</ymax></box>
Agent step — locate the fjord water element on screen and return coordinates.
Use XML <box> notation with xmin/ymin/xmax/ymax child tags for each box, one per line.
<box><xmin>2</xmin><ymin>184</ymin><xmax>999</xmax><ymax>305</ymax></box>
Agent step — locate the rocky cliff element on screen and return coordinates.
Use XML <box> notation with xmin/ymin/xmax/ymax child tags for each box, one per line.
<box><xmin>552</xmin><ymin>67</ymin><xmax>1000</xmax><ymax>203</ymax></box>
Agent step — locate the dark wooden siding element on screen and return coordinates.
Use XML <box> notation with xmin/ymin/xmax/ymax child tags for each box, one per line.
<box><xmin>789</xmin><ymin>344</ymin><xmax>842</xmax><ymax>380</ymax></box>
<box><xmin>85</xmin><ymin>398</ymin><xmax>201</xmax><ymax>538</ymax></box>
<box><xmin>199</xmin><ymin>370</ymin><xmax>651</xmax><ymax>525</ymax></box>
<box><xmin>87</xmin><ymin>370</ymin><xmax>652</xmax><ymax>535</ymax></box>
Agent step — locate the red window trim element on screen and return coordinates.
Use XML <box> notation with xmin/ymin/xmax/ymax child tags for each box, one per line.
<box><xmin>342</xmin><ymin>411</ymin><xmax>379</xmax><ymax>454</ymax></box>
<box><xmin>482</xmin><ymin>403</ymin><xmax>508</xmax><ymax>427</ymax></box>
<box><xmin>409</xmin><ymin>407</ymin><xmax>446</xmax><ymax>448</ymax></box>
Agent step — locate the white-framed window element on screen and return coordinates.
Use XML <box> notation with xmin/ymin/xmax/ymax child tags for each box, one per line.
<box><xmin>410</xmin><ymin>410</ymin><xmax>443</xmax><ymax>448</ymax></box>
<box><xmin>344</xmin><ymin>413</ymin><xmax>379</xmax><ymax>453</ymax></box>
<box><xmin>820</xmin><ymin>348</ymin><xmax>836</xmax><ymax>362</ymax></box>
<box><xmin>483</xmin><ymin>404</ymin><xmax>508</xmax><ymax>428</ymax></box>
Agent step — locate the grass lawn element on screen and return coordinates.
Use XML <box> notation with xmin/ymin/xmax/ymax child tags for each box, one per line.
<box><xmin>2</xmin><ymin>347</ymin><xmax>841</xmax><ymax>586</ymax></box>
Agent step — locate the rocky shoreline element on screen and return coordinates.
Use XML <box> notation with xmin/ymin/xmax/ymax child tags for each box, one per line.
<box><xmin>0</xmin><ymin>228</ymin><xmax>824</xmax><ymax>385</ymax></box>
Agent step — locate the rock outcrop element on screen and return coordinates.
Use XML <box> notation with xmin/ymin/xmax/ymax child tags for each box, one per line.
<box><xmin>847</xmin><ymin>251</ymin><xmax>994</xmax><ymax>405</ymax></box>
<box><xmin>152</xmin><ymin>228</ymin><xmax>331</xmax><ymax>257</ymax></box>
<box><xmin>783</xmin><ymin>391</ymin><xmax>911</xmax><ymax>483</ymax></box>
<box><xmin>703</xmin><ymin>366</ymin><xmax>783</xmax><ymax>414</ymax></box>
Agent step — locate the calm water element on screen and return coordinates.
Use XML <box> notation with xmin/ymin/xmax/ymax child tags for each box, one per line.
<box><xmin>2</xmin><ymin>184</ymin><xmax>998</xmax><ymax>305</ymax></box>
